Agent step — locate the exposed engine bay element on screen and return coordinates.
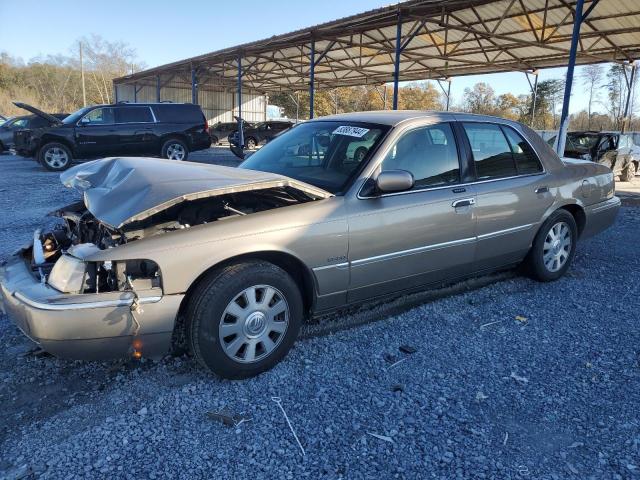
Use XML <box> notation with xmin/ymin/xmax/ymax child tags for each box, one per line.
<box><xmin>24</xmin><ymin>186</ymin><xmax>317</xmax><ymax>295</ymax></box>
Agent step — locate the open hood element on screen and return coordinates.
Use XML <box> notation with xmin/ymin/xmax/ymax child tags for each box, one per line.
<box><xmin>60</xmin><ymin>157</ymin><xmax>332</xmax><ymax>229</ymax></box>
<box><xmin>13</xmin><ymin>102</ymin><xmax>63</xmax><ymax>125</ymax></box>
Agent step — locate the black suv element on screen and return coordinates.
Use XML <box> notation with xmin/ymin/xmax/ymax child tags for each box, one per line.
<box><xmin>14</xmin><ymin>102</ymin><xmax>211</xmax><ymax>171</ymax></box>
<box><xmin>228</xmin><ymin>120</ymin><xmax>294</xmax><ymax>149</ymax></box>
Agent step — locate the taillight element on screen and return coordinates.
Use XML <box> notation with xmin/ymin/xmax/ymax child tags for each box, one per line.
<box><xmin>204</xmin><ymin>120</ymin><xmax>209</xmax><ymax>133</ymax></box>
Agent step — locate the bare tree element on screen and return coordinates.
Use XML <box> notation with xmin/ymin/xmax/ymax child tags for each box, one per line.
<box><xmin>581</xmin><ymin>64</ymin><xmax>603</xmax><ymax>129</ymax></box>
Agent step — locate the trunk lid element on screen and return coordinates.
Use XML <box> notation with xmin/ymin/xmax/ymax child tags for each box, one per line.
<box><xmin>12</xmin><ymin>102</ymin><xmax>63</xmax><ymax>125</ymax></box>
<box><xmin>60</xmin><ymin>157</ymin><xmax>332</xmax><ymax>229</ymax></box>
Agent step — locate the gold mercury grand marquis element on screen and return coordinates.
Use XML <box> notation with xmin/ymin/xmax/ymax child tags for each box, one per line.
<box><xmin>0</xmin><ymin>111</ymin><xmax>621</xmax><ymax>378</ymax></box>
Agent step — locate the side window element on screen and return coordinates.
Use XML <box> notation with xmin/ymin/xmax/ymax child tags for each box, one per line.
<box><xmin>502</xmin><ymin>126</ymin><xmax>543</xmax><ymax>174</ymax></box>
<box><xmin>81</xmin><ymin>108</ymin><xmax>114</xmax><ymax>125</ymax></box>
<box><xmin>463</xmin><ymin>122</ymin><xmax>516</xmax><ymax>180</ymax></box>
<box><xmin>381</xmin><ymin>123</ymin><xmax>460</xmax><ymax>189</ymax></box>
<box><xmin>115</xmin><ymin>106</ymin><xmax>153</xmax><ymax>123</ymax></box>
<box><xmin>30</xmin><ymin>117</ymin><xmax>48</xmax><ymax>128</ymax></box>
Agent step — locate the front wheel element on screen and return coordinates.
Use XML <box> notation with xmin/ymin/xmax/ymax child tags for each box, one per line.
<box><xmin>161</xmin><ymin>138</ymin><xmax>189</xmax><ymax>161</ymax></box>
<box><xmin>524</xmin><ymin>210</ymin><xmax>578</xmax><ymax>282</ymax></box>
<box><xmin>186</xmin><ymin>261</ymin><xmax>302</xmax><ymax>379</ymax></box>
<box><xmin>38</xmin><ymin>142</ymin><xmax>73</xmax><ymax>171</ymax></box>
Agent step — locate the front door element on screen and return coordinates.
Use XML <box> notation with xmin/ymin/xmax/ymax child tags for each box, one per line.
<box><xmin>347</xmin><ymin>122</ymin><xmax>477</xmax><ymax>303</ymax></box>
<box><xmin>75</xmin><ymin>107</ymin><xmax>117</xmax><ymax>158</ymax></box>
<box><xmin>460</xmin><ymin>122</ymin><xmax>553</xmax><ymax>270</ymax></box>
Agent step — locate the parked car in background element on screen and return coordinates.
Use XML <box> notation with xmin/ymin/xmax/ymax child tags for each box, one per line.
<box><xmin>0</xmin><ymin>111</ymin><xmax>620</xmax><ymax>379</ymax></box>
<box><xmin>548</xmin><ymin>131</ymin><xmax>639</xmax><ymax>181</ymax></box>
<box><xmin>209</xmin><ymin>121</ymin><xmax>254</xmax><ymax>145</ymax></box>
<box><xmin>13</xmin><ymin>102</ymin><xmax>211</xmax><ymax>171</ymax></box>
<box><xmin>229</xmin><ymin>120</ymin><xmax>294</xmax><ymax>149</ymax></box>
<box><xmin>1</xmin><ymin>112</ymin><xmax>67</xmax><ymax>152</ymax></box>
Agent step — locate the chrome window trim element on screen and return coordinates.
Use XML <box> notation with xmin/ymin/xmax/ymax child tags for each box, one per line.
<box><xmin>13</xmin><ymin>292</ymin><xmax>162</xmax><ymax>311</ymax></box>
<box><xmin>357</xmin><ymin>171</ymin><xmax>547</xmax><ymax>200</ymax></box>
<box><xmin>357</xmin><ymin>119</ymin><xmax>547</xmax><ymax>200</ymax></box>
<box><xmin>76</xmin><ymin>106</ymin><xmax>156</xmax><ymax>126</ymax></box>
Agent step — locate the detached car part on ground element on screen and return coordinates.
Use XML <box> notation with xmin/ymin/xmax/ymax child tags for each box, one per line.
<box><xmin>549</xmin><ymin>131</ymin><xmax>639</xmax><ymax>182</ymax></box>
<box><xmin>0</xmin><ymin>111</ymin><xmax>620</xmax><ymax>379</ymax></box>
<box><xmin>12</xmin><ymin>102</ymin><xmax>211</xmax><ymax>171</ymax></box>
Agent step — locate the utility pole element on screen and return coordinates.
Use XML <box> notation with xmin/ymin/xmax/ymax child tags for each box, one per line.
<box><xmin>79</xmin><ymin>42</ymin><xmax>87</xmax><ymax>107</ymax></box>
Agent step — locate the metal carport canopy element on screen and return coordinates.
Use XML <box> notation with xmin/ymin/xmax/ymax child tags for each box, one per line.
<box><xmin>114</xmin><ymin>0</ymin><xmax>640</xmax><ymax>93</ymax></box>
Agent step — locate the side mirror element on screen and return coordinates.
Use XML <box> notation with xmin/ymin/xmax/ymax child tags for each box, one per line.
<box><xmin>376</xmin><ymin>170</ymin><xmax>414</xmax><ymax>193</ymax></box>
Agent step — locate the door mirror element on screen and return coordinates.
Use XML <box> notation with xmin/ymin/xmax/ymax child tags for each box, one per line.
<box><xmin>376</xmin><ymin>170</ymin><xmax>414</xmax><ymax>193</ymax></box>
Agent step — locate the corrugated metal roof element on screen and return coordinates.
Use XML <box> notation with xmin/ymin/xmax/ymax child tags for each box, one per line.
<box><xmin>114</xmin><ymin>0</ymin><xmax>640</xmax><ymax>92</ymax></box>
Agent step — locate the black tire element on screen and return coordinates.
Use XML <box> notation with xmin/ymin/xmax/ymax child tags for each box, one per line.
<box><xmin>245</xmin><ymin>137</ymin><xmax>257</xmax><ymax>150</ymax></box>
<box><xmin>186</xmin><ymin>261</ymin><xmax>303</xmax><ymax>379</ymax></box>
<box><xmin>210</xmin><ymin>136</ymin><xmax>218</xmax><ymax>146</ymax></box>
<box><xmin>622</xmin><ymin>161</ymin><xmax>637</xmax><ymax>182</ymax></box>
<box><xmin>38</xmin><ymin>142</ymin><xmax>73</xmax><ymax>171</ymax></box>
<box><xmin>524</xmin><ymin>210</ymin><xmax>578</xmax><ymax>282</ymax></box>
<box><xmin>161</xmin><ymin>138</ymin><xmax>189</xmax><ymax>161</ymax></box>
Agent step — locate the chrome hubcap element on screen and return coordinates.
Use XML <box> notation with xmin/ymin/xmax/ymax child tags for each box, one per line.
<box><xmin>543</xmin><ymin>221</ymin><xmax>572</xmax><ymax>272</ymax></box>
<box><xmin>44</xmin><ymin>148</ymin><xmax>68</xmax><ymax>168</ymax></box>
<box><xmin>166</xmin><ymin>143</ymin><xmax>185</xmax><ymax>160</ymax></box>
<box><xmin>219</xmin><ymin>285</ymin><xmax>289</xmax><ymax>363</ymax></box>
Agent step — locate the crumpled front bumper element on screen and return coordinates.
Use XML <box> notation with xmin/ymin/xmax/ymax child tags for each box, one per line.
<box><xmin>0</xmin><ymin>253</ymin><xmax>183</xmax><ymax>360</ymax></box>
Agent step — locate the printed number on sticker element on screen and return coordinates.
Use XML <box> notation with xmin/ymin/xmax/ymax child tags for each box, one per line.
<box><xmin>332</xmin><ymin>126</ymin><xmax>370</xmax><ymax>138</ymax></box>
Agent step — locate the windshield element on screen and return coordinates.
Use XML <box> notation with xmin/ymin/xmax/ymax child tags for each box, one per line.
<box><xmin>62</xmin><ymin>107</ymin><xmax>92</xmax><ymax>125</ymax></box>
<box><xmin>566</xmin><ymin>133</ymin><xmax>600</xmax><ymax>150</ymax></box>
<box><xmin>239</xmin><ymin>121</ymin><xmax>389</xmax><ymax>194</ymax></box>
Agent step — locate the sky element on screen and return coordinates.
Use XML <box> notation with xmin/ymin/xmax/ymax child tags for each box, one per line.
<box><xmin>0</xmin><ymin>0</ymin><xmax>618</xmax><ymax>114</ymax></box>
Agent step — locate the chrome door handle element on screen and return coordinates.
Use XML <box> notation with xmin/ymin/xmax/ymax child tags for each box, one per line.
<box><xmin>535</xmin><ymin>186</ymin><xmax>549</xmax><ymax>194</ymax></box>
<box><xmin>452</xmin><ymin>198</ymin><xmax>476</xmax><ymax>208</ymax></box>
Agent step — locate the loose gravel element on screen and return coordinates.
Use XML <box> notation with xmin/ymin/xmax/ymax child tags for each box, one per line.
<box><xmin>1</xmin><ymin>151</ymin><xmax>639</xmax><ymax>479</ymax></box>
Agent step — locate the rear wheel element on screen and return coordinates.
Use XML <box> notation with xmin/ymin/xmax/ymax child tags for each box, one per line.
<box><xmin>161</xmin><ymin>138</ymin><xmax>189</xmax><ymax>160</ymax></box>
<box><xmin>524</xmin><ymin>210</ymin><xmax>577</xmax><ymax>282</ymax></box>
<box><xmin>245</xmin><ymin>137</ymin><xmax>257</xmax><ymax>150</ymax></box>
<box><xmin>186</xmin><ymin>261</ymin><xmax>302</xmax><ymax>379</ymax></box>
<box><xmin>38</xmin><ymin>142</ymin><xmax>72</xmax><ymax>171</ymax></box>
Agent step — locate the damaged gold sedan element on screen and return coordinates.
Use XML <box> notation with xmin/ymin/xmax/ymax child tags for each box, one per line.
<box><xmin>0</xmin><ymin>112</ymin><xmax>620</xmax><ymax>378</ymax></box>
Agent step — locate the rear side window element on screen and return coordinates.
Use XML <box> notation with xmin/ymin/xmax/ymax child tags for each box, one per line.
<box><xmin>152</xmin><ymin>104</ymin><xmax>204</xmax><ymax>123</ymax></box>
<box><xmin>115</xmin><ymin>106</ymin><xmax>153</xmax><ymax>123</ymax></box>
<box><xmin>502</xmin><ymin>126</ymin><xmax>543</xmax><ymax>174</ymax></box>
<box><xmin>463</xmin><ymin>123</ymin><xmax>517</xmax><ymax>179</ymax></box>
<box><xmin>382</xmin><ymin>123</ymin><xmax>460</xmax><ymax>189</ymax></box>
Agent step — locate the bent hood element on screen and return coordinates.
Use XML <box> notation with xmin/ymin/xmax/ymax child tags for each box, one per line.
<box><xmin>60</xmin><ymin>157</ymin><xmax>332</xmax><ymax>229</ymax></box>
<box><xmin>13</xmin><ymin>102</ymin><xmax>63</xmax><ymax>125</ymax></box>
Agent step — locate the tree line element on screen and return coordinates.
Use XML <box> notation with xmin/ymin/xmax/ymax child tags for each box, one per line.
<box><xmin>2</xmin><ymin>39</ymin><xmax>637</xmax><ymax>132</ymax></box>
<box><xmin>0</xmin><ymin>35</ymin><xmax>144</xmax><ymax>117</ymax></box>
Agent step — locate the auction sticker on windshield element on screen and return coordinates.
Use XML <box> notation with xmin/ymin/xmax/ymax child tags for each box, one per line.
<box><xmin>332</xmin><ymin>126</ymin><xmax>370</xmax><ymax>138</ymax></box>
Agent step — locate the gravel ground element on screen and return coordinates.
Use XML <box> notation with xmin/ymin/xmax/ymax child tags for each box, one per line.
<box><xmin>1</xmin><ymin>151</ymin><xmax>639</xmax><ymax>479</ymax></box>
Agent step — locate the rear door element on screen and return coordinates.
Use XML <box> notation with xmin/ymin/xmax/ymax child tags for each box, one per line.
<box><xmin>347</xmin><ymin>121</ymin><xmax>478</xmax><ymax>302</ymax></box>
<box><xmin>460</xmin><ymin>121</ymin><xmax>552</xmax><ymax>270</ymax></box>
<box><xmin>75</xmin><ymin>107</ymin><xmax>117</xmax><ymax>158</ymax></box>
<box><xmin>113</xmin><ymin>106</ymin><xmax>157</xmax><ymax>155</ymax></box>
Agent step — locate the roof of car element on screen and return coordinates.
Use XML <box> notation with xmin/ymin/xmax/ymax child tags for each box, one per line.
<box><xmin>313</xmin><ymin>110</ymin><xmax>522</xmax><ymax>127</ymax></box>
